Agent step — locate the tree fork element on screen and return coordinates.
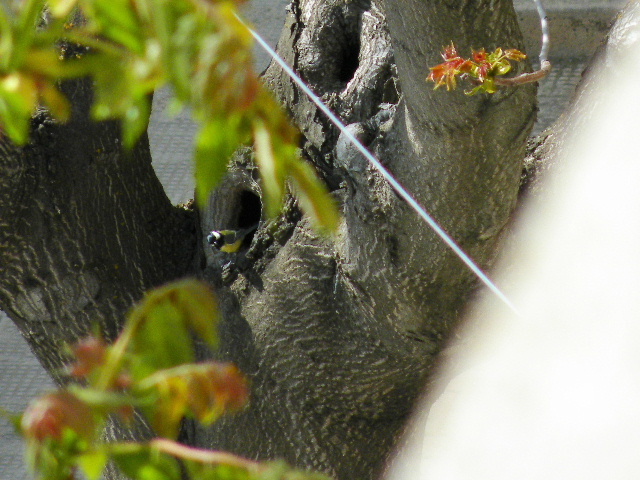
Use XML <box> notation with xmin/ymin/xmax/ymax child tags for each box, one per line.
<box><xmin>195</xmin><ymin>0</ymin><xmax>537</xmax><ymax>478</ymax></box>
<box><xmin>1</xmin><ymin>0</ymin><xmax>539</xmax><ymax>479</ymax></box>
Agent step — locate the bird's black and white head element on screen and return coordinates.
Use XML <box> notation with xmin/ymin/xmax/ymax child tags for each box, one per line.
<box><xmin>207</xmin><ymin>231</ymin><xmax>224</xmax><ymax>249</ymax></box>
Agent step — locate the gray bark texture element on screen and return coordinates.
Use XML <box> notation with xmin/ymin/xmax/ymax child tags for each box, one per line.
<box><xmin>0</xmin><ymin>77</ymin><xmax>199</xmax><ymax>382</ymax></box>
<box><xmin>197</xmin><ymin>1</ymin><xmax>536</xmax><ymax>479</ymax></box>
<box><xmin>9</xmin><ymin>0</ymin><xmax>626</xmax><ymax>478</ymax></box>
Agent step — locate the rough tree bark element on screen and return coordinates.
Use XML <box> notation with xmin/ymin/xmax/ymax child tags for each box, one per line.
<box><xmin>0</xmin><ymin>77</ymin><xmax>199</xmax><ymax>380</ymax></box>
<box><xmin>195</xmin><ymin>2</ymin><xmax>534</xmax><ymax>479</ymax></box>
<box><xmin>5</xmin><ymin>0</ymin><xmax>622</xmax><ymax>478</ymax></box>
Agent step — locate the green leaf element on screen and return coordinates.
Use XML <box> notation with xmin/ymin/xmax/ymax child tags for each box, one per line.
<box><xmin>483</xmin><ymin>77</ymin><xmax>498</xmax><ymax>94</ymax></box>
<box><xmin>255</xmin><ymin>461</ymin><xmax>290</xmax><ymax>480</ymax></box>
<box><xmin>138</xmin><ymin>361</ymin><xmax>249</xmax><ymax>432</ymax></box>
<box><xmin>12</xmin><ymin>0</ymin><xmax>42</xmax><ymax>68</ymax></box>
<box><xmin>92</xmin><ymin>0</ymin><xmax>144</xmax><ymax>53</ymax></box>
<box><xmin>76</xmin><ymin>449</ymin><xmax>109</xmax><ymax>480</ymax></box>
<box><xmin>0</xmin><ymin>73</ymin><xmax>37</xmax><ymax>134</ymax></box>
<box><xmin>112</xmin><ymin>445</ymin><xmax>182</xmax><ymax>480</ymax></box>
<box><xmin>0</xmin><ymin>105</ymin><xmax>28</xmax><ymax>144</ymax></box>
<box><xmin>130</xmin><ymin>299</ymin><xmax>195</xmax><ymax>376</ymax></box>
<box><xmin>148</xmin><ymin>380</ymin><xmax>187</xmax><ymax>438</ymax></box>
<box><xmin>252</xmin><ymin>119</ymin><xmax>285</xmax><ymax>217</ymax></box>
<box><xmin>0</xmin><ymin>406</ymin><xmax>21</xmax><ymax>434</ymax></box>
<box><xmin>169</xmin><ymin>14</ymin><xmax>201</xmax><ymax>98</ymax></box>
<box><xmin>67</xmin><ymin>385</ymin><xmax>141</xmax><ymax>411</ymax></box>
<box><xmin>173</xmin><ymin>279</ymin><xmax>219</xmax><ymax>349</ymax></box>
<box><xmin>24</xmin><ymin>48</ymin><xmax>89</xmax><ymax>78</ymax></box>
<box><xmin>92</xmin><ymin>60</ymin><xmax>131</xmax><ymax>119</ymax></box>
<box><xmin>0</xmin><ymin>6</ymin><xmax>14</xmax><ymax>70</ymax></box>
<box><xmin>288</xmin><ymin>159</ymin><xmax>340</xmax><ymax>234</ymax></box>
<box><xmin>465</xmin><ymin>77</ymin><xmax>498</xmax><ymax>96</ymax></box>
<box><xmin>493</xmin><ymin>59</ymin><xmax>512</xmax><ymax>76</ymax></box>
<box><xmin>48</xmin><ymin>0</ymin><xmax>78</xmax><ymax>18</ymax></box>
<box><xmin>195</xmin><ymin>117</ymin><xmax>245</xmax><ymax>206</ymax></box>
<box><xmin>40</xmin><ymin>82</ymin><xmax>71</xmax><ymax>122</ymax></box>
<box><xmin>91</xmin><ymin>61</ymin><xmax>152</xmax><ymax>147</ymax></box>
<box><xmin>144</xmin><ymin>1</ymin><xmax>197</xmax><ymax>101</ymax></box>
<box><xmin>25</xmin><ymin>438</ymin><xmax>76</xmax><ymax>480</ymax></box>
<box><xmin>122</xmin><ymin>97</ymin><xmax>151</xmax><ymax>148</ymax></box>
<box><xmin>185</xmin><ymin>461</ymin><xmax>252</xmax><ymax>480</ymax></box>
<box><xmin>258</xmin><ymin>461</ymin><xmax>333</xmax><ymax>480</ymax></box>
<box><xmin>126</xmin><ymin>279</ymin><xmax>220</xmax><ymax>378</ymax></box>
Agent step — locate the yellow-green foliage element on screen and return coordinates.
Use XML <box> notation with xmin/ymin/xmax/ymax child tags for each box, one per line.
<box><xmin>0</xmin><ymin>0</ymin><xmax>338</xmax><ymax>231</ymax></box>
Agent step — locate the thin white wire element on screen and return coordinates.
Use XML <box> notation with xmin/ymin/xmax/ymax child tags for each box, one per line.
<box><xmin>532</xmin><ymin>0</ymin><xmax>550</xmax><ymax>66</ymax></box>
<box><xmin>235</xmin><ymin>16</ymin><xmax>520</xmax><ymax>315</ymax></box>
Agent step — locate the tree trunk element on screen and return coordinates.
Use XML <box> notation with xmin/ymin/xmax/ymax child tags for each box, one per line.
<box><xmin>1</xmin><ymin>0</ymin><xmax>544</xmax><ymax>479</ymax></box>
<box><xmin>195</xmin><ymin>0</ymin><xmax>536</xmax><ymax>479</ymax></box>
<box><xmin>0</xmin><ymin>78</ymin><xmax>199</xmax><ymax>383</ymax></box>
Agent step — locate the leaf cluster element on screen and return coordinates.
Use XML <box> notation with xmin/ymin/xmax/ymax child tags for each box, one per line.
<box><xmin>427</xmin><ymin>42</ymin><xmax>526</xmax><ymax>95</ymax></box>
<box><xmin>0</xmin><ymin>0</ymin><xmax>338</xmax><ymax>231</ymax></box>
<box><xmin>12</xmin><ymin>279</ymin><xmax>327</xmax><ymax>480</ymax></box>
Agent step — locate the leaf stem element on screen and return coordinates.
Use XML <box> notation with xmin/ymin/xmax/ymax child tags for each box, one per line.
<box><xmin>60</xmin><ymin>30</ymin><xmax>128</xmax><ymax>58</ymax></box>
<box><xmin>94</xmin><ymin>308</ymin><xmax>145</xmax><ymax>391</ymax></box>
<box><xmin>0</xmin><ymin>5</ymin><xmax>14</xmax><ymax>71</ymax></box>
<box><xmin>149</xmin><ymin>438</ymin><xmax>262</xmax><ymax>470</ymax></box>
<box><xmin>10</xmin><ymin>0</ymin><xmax>43</xmax><ymax>68</ymax></box>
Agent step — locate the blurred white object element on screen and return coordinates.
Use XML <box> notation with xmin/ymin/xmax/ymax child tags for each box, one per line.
<box><xmin>388</xmin><ymin>8</ymin><xmax>640</xmax><ymax>480</ymax></box>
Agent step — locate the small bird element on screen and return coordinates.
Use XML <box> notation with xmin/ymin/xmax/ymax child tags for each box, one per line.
<box><xmin>206</xmin><ymin>224</ymin><xmax>259</xmax><ymax>253</ymax></box>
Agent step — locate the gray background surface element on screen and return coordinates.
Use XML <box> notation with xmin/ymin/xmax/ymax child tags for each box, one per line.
<box><xmin>0</xmin><ymin>0</ymin><xmax>627</xmax><ymax>478</ymax></box>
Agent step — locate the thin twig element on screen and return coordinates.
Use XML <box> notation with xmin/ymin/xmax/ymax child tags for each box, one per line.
<box><xmin>150</xmin><ymin>438</ymin><xmax>263</xmax><ymax>470</ymax></box>
<box><xmin>495</xmin><ymin>60</ymin><xmax>552</xmax><ymax>86</ymax></box>
<box><xmin>492</xmin><ymin>0</ymin><xmax>552</xmax><ymax>88</ymax></box>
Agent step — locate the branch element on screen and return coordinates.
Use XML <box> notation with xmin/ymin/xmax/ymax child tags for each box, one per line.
<box><xmin>149</xmin><ymin>438</ymin><xmax>262</xmax><ymax>470</ymax></box>
<box><xmin>494</xmin><ymin>60</ymin><xmax>552</xmax><ymax>86</ymax></box>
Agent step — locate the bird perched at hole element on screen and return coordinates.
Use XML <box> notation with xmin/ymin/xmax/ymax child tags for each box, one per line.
<box><xmin>206</xmin><ymin>224</ymin><xmax>259</xmax><ymax>253</ymax></box>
